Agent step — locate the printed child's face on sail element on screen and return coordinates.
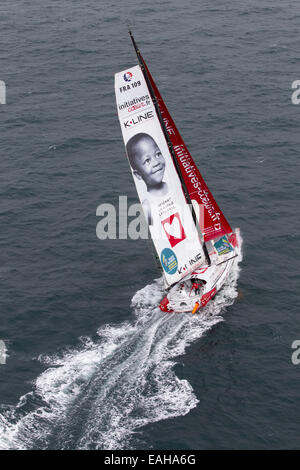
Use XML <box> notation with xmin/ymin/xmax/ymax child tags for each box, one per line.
<box><xmin>127</xmin><ymin>134</ymin><xmax>166</xmax><ymax>190</ymax></box>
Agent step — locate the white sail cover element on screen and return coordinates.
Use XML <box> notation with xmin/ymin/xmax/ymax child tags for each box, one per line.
<box><xmin>115</xmin><ymin>65</ymin><xmax>206</xmax><ymax>287</ymax></box>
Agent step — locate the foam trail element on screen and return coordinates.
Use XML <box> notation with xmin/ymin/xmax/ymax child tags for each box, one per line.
<box><xmin>0</xmin><ymin>242</ymin><xmax>242</xmax><ymax>450</ymax></box>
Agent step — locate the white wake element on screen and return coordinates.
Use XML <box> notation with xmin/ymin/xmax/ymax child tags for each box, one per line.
<box><xmin>0</xmin><ymin>244</ymin><xmax>242</xmax><ymax>450</ymax></box>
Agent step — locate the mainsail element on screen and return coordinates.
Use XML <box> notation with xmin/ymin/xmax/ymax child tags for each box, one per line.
<box><xmin>130</xmin><ymin>37</ymin><xmax>232</xmax><ymax>243</ymax></box>
<box><xmin>115</xmin><ymin>65</ymin><xmax>207</xmax><ymax>287</ymax></box>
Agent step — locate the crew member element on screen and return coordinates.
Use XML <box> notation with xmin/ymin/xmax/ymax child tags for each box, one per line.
<box><xmin>191</xmin><ymin>279</ymin><xmax>204</xmax><ymax>295</ymax></box>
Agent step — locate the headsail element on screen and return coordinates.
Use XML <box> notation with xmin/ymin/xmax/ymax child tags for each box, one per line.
<box><xmin>140</xmin><ymin>58</ymin><xmax>232</xmax><ymax>243</ymax></box>
<box><xmin>115</xmin><ymin>65</ymin><xmax>207</xmax><ymax>287</ymax></box>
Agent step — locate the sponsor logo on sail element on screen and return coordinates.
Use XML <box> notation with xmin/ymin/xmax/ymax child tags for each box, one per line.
<box><xmin>178</xmin><ymin>252</ymin><xmax>202</xmax><ymax>275</ymax></box>
<box><xmin>161</xmin><ymin>212</ymin><xmax>186</xmax><ymax>248</ymax></box>
<box><xmin>160</xmin><ymin>248</ymin><xmax>178</xmax><ymax>275</ymax></box>
<box><xmin>118</xmin><ymin>94</ymin><xmax>151</xmax><ymax>112</ymax></box>
<box><xmin>123</xmin><ymin>110</ymin><xmax>154</xmax><ymax>129</ymax></box>
<box><xmin>123</xmin><ymin>71</ymin><xmax>133</xmax><ymax>82</ymax></box>
<box><xmin>214</xmin><ymin>236</ymin><xmax>233</xmax><ymax>256</ymax></box>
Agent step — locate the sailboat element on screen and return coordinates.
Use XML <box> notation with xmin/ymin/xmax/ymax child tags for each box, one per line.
<box><xmin>115</xmin><ymin>32</ymin><xmax>241</xmax><ymax>314</ymax></box>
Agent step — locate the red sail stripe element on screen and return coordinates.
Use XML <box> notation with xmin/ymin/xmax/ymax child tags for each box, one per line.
<box><xmin>143</xmin><ymin>60</ymin><xmax>232</xmax><ymax>242</ymax></box>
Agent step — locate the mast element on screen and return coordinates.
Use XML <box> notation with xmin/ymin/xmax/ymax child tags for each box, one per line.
<box><xmin>129</xmin><ymin>30</ymin><xmax>211</xmax><ymax>265</ymax></box>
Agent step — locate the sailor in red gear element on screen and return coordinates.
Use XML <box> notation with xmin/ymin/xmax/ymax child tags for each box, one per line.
<box><xmin>192</xmin><ymin>282</ymin><xmax>200</xmax><ymax>295</ymax></box>
<box><xmin>191</xmin><ymin>279</ymin><xmax>202</xmax><ymax>295</ymax></box>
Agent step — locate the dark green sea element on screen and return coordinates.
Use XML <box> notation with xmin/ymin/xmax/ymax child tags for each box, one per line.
<box><xmin>0</xmin><ymin>0</ymin><xmax>299</xmax><ymax>450</ymax></box>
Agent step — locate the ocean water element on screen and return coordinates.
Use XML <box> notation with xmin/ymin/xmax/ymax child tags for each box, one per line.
<box><xmin>0</xmin><ymin>0</ymin><xmax>299</xmax><ymax>450</ymax></box>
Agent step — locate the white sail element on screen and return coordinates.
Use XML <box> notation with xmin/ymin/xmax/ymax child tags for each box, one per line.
<box><xmin>115</xmin><ymin>65</ymin><xmax>206</xmax><ymax>287</ymax></box>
